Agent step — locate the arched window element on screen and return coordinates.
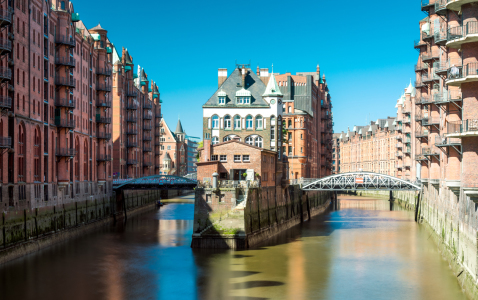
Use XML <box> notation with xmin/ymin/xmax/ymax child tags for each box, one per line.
<box><xmin>84</xmin><ymin>141</ymin><xmax>88</xmax><ymax>181</ymax></box>
<box><xmin>246</xmin><ymin>115</ymin><xmax>253</xmax><ymax>129</ymax></box>
<box><xmin>224</xmin><ymin>115</ymin><xmax>231</xmax><ymax>129</ymax></box>
<box><xmin>288</xmin><ymin>120</ymin><xmax>292</xmax><ymax>128</ymax></box>
<box><xmin>245</xmin><ymin>136</ymin><xmax>254</xmax><ymax>145</ymax></box>
<box><xmin>60</xmin><ymin>1</ymin><xmax>65</xmax><ymax>10</ymax></box>
<box><xmin>255</xmin><ymin>115</ymin><xmax>263</xmax><ymax>129</ymax></box>
<box><xmin>255</xmin><ymin>136</ymin><xmax>263</xmax><ymax>148</ymax></box>
<box><xmin>33</xmin><ymin>127</ymin><xmax>40</xmax><ymax>181</ymax></box>
<box><xmin>212</xmin><ymin>115</ymin><xmax>219</xmax><ymax>129</ymax></box>
<box><xmin>270</xmin><ymin>115</ymin><xmax>275</xmax><ymax>124</ymax></box>
<box><xmin>212</xmin><ymin>136</ymin><xmax>219</xmax><ymax>145</ymax></box>
<box><xmin>288</xmin><ymin>106</ymin><xmax>292</xmax><ymax>113</ymax></box>
<box><xmin>223</xmin><ymin>136</ymin><xmax>231</xmax><ymax>142</ymax></box>
<box><xmin>234</xmin><ymin>115</ymin><xmax>241</xmax><ymax>129</ymax></box>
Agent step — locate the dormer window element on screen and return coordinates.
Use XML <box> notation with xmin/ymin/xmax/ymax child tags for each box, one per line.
<box><xmin>236</xmin><ymin>88</ymin><xmax>251</xmax><ymax>105</ymax></box>
<box><xmin>217</xmin><ymin>90</ymin><xmax>227</xmax><ymax>105</ymax></box>
<box><xmin>218</xmin><ymin>97</ymin><xmax>225</xmax><ymax>105</ymax></box>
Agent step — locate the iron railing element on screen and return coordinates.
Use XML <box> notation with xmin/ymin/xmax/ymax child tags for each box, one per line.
<box><xmin>448</xmin><ymin>21</ymin><xmax>478</xmax><ymax>42</ymax></box>
<box><xmin>448</xmin><ymin>119</ymin><xmax>478</xmax><ymax>134</ymax></box>
<box><xmin>55</xmin><ymin>98</ymin><xmax>75</xmax><ymax>108</ymax></box>
<box><xmin>55</xmin><ymin>35</ymin><xmax>75</xmax><ymax>47</ymax></box>
<box><xmin>55</xmin><ymin>56</ymin><xmax>76</xmax><ymax>67</ymax></box>
<box><xmin>96</xmin><ymin>132</ymin><xmax>112</xmax><ymax>140</ymax></box>
<box><xmin>96</xmin><ymin>116</ymin><xmax>111</xmax><ymax>124</ymax></box>
<box><xmin>0</xmin><ymin>67</ymin><xmax>12</xmax><ymax>80</ymax></box>
<box><xmin>55</xmin><ymin>118</ymin><xmax>75</xmax><ymax>128</ymax></box>
<box><xmin>126</xmin><ymin>101</ymin><xmax>139</xmax><ymax>110</ymax></box>
<box><xmin>434</xmin><ymin>135</ymin><xmax>461</xmax><ymax>146</ymax></box>
<box><xmin>96</xmin><ymin>67</ymin><xmax>112</xmax><ymax>76</ymax></box>
<box><xmin>0</xmin><ymin>96</ymin><xmax>11</xmax><ymax>108</ymax></box>
<box><xmin>55</xmin><ymin>76</ymin><xmax>76</xmax><ymax>87</ymax></box>
<box><xmin>96</xmin><ymin>82</ymin><xmax>112</xmax><ymax>92</ymax></box>
<box><xmin>55</xmin><ymin>148</ymin><xmax>77</xmax><ymax>157</ymax></box>
<box><xmin>96</xmin><ymin>100</ymin><xmax>112</xmax><ymax>108</ymax></box>
<box><xmin>0</xmin><ymin>136</ymin><xmax>11</xmax><ymax>147</ymax></box>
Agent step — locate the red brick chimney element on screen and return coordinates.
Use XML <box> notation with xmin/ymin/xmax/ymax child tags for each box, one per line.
<box><xmin>203</xmin><ymin>138</ymin><xmax>211</xmax><ymax>162</ymax></box>
<box><xmin>218</xmin><ymin>68</ymin><xmax>227</xmax><ymax>87</ymax></box>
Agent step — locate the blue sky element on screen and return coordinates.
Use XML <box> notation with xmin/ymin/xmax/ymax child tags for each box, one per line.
<box><xmin>74</xmin><ymin>0</ymin><xmax>423</xmax><ymax>138</ymax></box>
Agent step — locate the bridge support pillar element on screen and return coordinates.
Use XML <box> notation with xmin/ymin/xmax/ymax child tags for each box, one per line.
<box><xmin>389</xmin><ymin>190</ymin><xmax>394</xmax><ymax>202</ymax></box>
<box><xmin>115</xmin><ymin>190</ymin><xmax>127</xmax><ymax>222</ymax></box>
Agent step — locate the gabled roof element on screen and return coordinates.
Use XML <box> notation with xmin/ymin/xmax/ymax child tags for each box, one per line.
<box><xmin>203</xmin><ymin>68</ymin><xmax>269</xmax><ymax>107</ymax></box>
<box><xmin>262</xmin><ymin>72</ymin><xmax>283</xmax><ymax>97</ymax></box>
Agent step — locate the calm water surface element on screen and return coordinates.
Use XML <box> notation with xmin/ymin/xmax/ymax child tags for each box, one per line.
<box><xmin>0</xmin><ymin>194</ymin><xmax>467</xmax><ymax>300</ymax></box>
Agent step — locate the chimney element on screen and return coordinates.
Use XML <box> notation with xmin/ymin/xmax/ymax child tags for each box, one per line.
<box><xmin>241</xmin><ymin>66</ymin><xmax>246</xmax><ymax>88</ymax></box>
<box><xmin>256</xmin><ymin>65</ymin><xmax>260</xmax><ymax>76</ymax></box>
<box><xmin>203</xmin><ymin>138</ymin><xmax>211</xmax><ymax>162</ymax></box>
<box><xmin>218</xmin><ymin>68</ymin><xmax>227</xmax><ymax>88</ymax></box>
<box><xmin>260</xmin><ymin>68</ymin><xmax>269</xmax><ymax>85</ymax></box>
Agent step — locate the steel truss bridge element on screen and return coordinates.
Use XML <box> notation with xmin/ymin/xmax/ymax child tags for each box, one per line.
<box><xmin>113</xmin><ymin>175</ymin><xmax>197</xmax><ymax>191</ymax></box>
<box><xmin>301</xmin><ymin>172</ymin><xmax>421</xmax><ymax>191</ymax></box>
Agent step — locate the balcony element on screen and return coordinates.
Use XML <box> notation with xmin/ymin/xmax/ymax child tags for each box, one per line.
<box><xmin>404</xmin><ymin>138</ymin><xmax>411</xmax><ymax>144</ymax></box>
<box><xmin>55</xmin><ymin>118</ymin><xmax>75</xmax><ymax>129</ymax></box>
<box><xmin>403</xmin><ymin>117</ymin><xmax>411</xmax><ymax>124</ymax></box>
<box><xmin>96</xmin><ymin>116</ymin><xmax>111</xmax><ymax>124</ymax></box>
<box><xmin>0</xmin><ymin>39</ymin><xmax>12</xmax><ymax>54</ymax></box>
<box><xmin>54</xmin><ymin>98</ymin><xmax>75</xmax><ymax>108</ymax></box>
<box><xmin>0</xmin><ymin>96</ymin><xmax>12</xmax><ymax>109</ymax></box>
<box><xmin>126</xmin><ymin>101</ymin><xmax>138</xmax><ymax>110</ymax></box>
<box><xmin>96</xmin><ymin>82</ymin><xmax>112</xmax><ymax>92</ymax></box>
<box><xmin>0</xmin><ymin>136</ymin><xmax>11</xmax><ymax>148</ymax></box>
<box><xmin>97</xmin><ymin>154</ymin><xmax>112</xmax><ymax>162</ymax></box>
<box><xmin>55</xmin><ymin>35</ymin><xmax>75</xmax><ymax>47</ymax></box>
<box><xmin>0</xmin><ymin>67</ymin><xmax>11</xmax><ymax>81</ymax></box>
<box><xmin>143</xmin><ymin>112</ymin><xmax>152</xmax><ymax>120</ymax></box>
<box><xmin>422</xmin><ymin>147</ymin><xmax>439</xmax><ymax>156</ymax></box>
<box><xmin>433</xmin><ymin>62</ymin><xmax>448</xmax><ymax>76</ymax></box>
<box><xmin>126</xmin><ymin>116</ymin><xmax>137</xmax><ymax>123</ymax></box>
<box><xmin>422</xmin><ymin>73</ymin><xmax>439</xmax><ymax>83</ymax></box>
<box><xmin>126</xmin><ymin>159</ymin><xmax>138</xmax><ymax>165</ymax></box>
<box><xmin>0</xmin><ymin>8</ymin><xmax>13</xmax><ymax>27</ymax></box>
<box><xmin>416</xmin><ymin>130</ymin><xmax>429</xmax><ymax>138</ymax></box>
<box><xmin>143</xmin><ymin>125</ymin><xmax>152</xmax><ymax>131</ymax></box>
<box><xmin>446</xmin><ymin>0</ymin><xmax>478</xmax><ymax>11</ymax></box>
<box><xmin>55</xmin><ymin>56</ymin><xmax>76</xmax><ymax>67</ymax></box>
<box><xmin>96</xmin><ymin>67</ymin><xmax>112</xmax><ymax>76</ymax></box>
<box><xmin>143</xmin><ymin>135</ymin><xmax>152</xmax><ymax>141</ymax></box>
<box><xmin>96</xmin><ymin>100</ymin><xmax>112</xmax><ymax>108</ymax></box>
<box><xmin>155</xmin><ymin>131</ymin><xmax>160</xmax><ymax>137</ymax></box>
<box><xmin>396</xmin><ymin>143</ymin><xmax>402</xmax><ymax>148</ymax></box>
<box><xmin>446</xmin><ymin>62</ymin><xmax>478</xmax><ymax>86</ymax></box>
<box><xmin>435</xmin><ymin>135</ymin><xmax>461</xmax><ymax>147</ymax></box>
<box><xmin>155</xmin><ymin>140</ymin><xmax>161</xmax><ymax>146</ymax></box>
<box><xmin>422</xmin><ymin>117</ymin><xmax>440</xmax><ymax>127</ymax></box>
<box><xmin>415</xmin><ymin>154</ymin><xmax>428</xmax><ymax>161</ymax></box>
<box><xmin>404</xmin><ymin>148</ymin><xmax>411</xmax><ymax>154</ymax></box>
<box><xmin>96</xmin><ymin>132</ymin><xmax>111</xmax><ymax>140</ymax></box>
<box><xmin>396</xmin><ymin>152</ymin><xmax>402</xmax><ymax>157</ymax></box>
<box><xmin>143</xmin><ymin>101</ymin><xmax>152</xmax><ymax>109</ymax></box>
<box><xmin>143</xmin><ymin>147</ymin><xmax>152</xmax><ymax>152</ymax></box>
<box><xmin>126</xmin><ymin>141</ymin><xmax>137</xmax><ymax>148</ymax></box>
<box><xmin>447</xmin><ymin>21</ymin><xmax>478</xmax><ymax>49</ymax></box>
<box><xmin>126</xmin><ymin>89</ymin><xmax>138</xmax><ymax>97</ymax></box>
<box><xmin>415</xmin><ymin>63</ymin><xmax>428</xmax><ymax>72</ymax></box>
<box><xmin>434</xmin><ymin>30</ymin><xmax>448</xmax><ymax>45</ymax></box>
<box><xmin>415</xmin><ymin>114</ymin><xmax>425</xmax><ymax>122</ymax></box>
<box><xmin>447</xmin><ymin>119</ymin><xmax>478</xmax><ymax>137</ymax></box>
<box><xmin>55</xmin><ymin>148</ymin><xmax>77</xmax><ymax>157</ymax></box>
<box><xmin>402</xmin><ymin>108</ymin><xmax>411</xmax><ymax>115</ymax></box>
<box><xmin>422</xmin><ymin>51</ymin><xmax>439</xmax><ymax>62</ymax></box>
<box><xmin>414</xmin><ymin>40</ymin><xmax>427</xmax><ymax>49</ymax></box>
<box><xmin>143</xmin><ymin>162</ymin><xmax>153</xmax><ymax>167</ymax></box>
<box><xmin>55</xmin><ymin>76</ymin><xmax>76</xmax><ymax>88</ymax></box>
<box><xmin>396</xmin><ymin>163</ymin><xmax>403</xmax><ymax>169</ymax></box>
<box><xmin>421</xmin><ymin>0</ymin><xmax>435</xmax><ymax>12</ymax></box>
<box><xmin>414</xmin><ymin>79</ymin><xmax>425</xmax><ymax>88</ymax></box>
<box><xmin>416</xmin><ymin>94</ymin><xmax>433</xmax><ymax>105</ymax></box>
<box><xmin>126</xmin><ymin>129</ymin><xmax>138</xmax><ymax>135</ymax></box>
<box><xmin>435</xmin><ymin>0</ymin><xmax>448</xmax><ymax>15</ymax></box>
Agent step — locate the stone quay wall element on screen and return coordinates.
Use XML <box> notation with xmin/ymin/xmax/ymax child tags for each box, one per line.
<box><xmin>0</xmin><ymin>190</ymin><xmax>161</xmax><ymax>265</ymax></box>
<box><xmin>191</xmin><ymin>185</ymin><xmax>332</xmax><ymax>249</ymax></box>
<box><xmin>352</xmin><ymin>187</ymin><xmax>478</xmax><ymax>300</ymax></box>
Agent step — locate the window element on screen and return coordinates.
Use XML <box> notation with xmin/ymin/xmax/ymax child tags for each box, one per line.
<box><xmin>243</xmin><ymin>155</ymin><xmax>250</xmax><ymax>162</ymax></box>
<box><xmin>212</xmin><ymin>115</ymin><xmax>219</xmax><ymax>128</ymax></box>
<box><xmin>234</xmin><ymin>116</ymin><xmax>241</xmax><ymax>129</ymax></box>
<box><xmin>220</xmin><ymin>155</ymin><xmax>227</xmax><ymax>162</ymax></box>
<box><xmin>212</xmin><ymin>136</ymin><xmax>219</xmax><ymax>145</ymax></box>
<box><xmin>246</xmin><ymin>116</ymin><xmax>253</xmax><ymax>129</ymax></box>
<box><xmin>243</xmin><ymin>97</ymin><xmax>250</xmax><ymax>104</ymax></box>
<box><xmin>224</xmin><ymin>115</ymin><xmax>231</xmax><ymax>129</ymax></box>
<box><xmin>245</xmin><ymin>136</ymin><xmax>254</xmax><ymax>145</ymax></box>
<box><xmin>288</xmin><ymin>106</ymin><xmax>292</xmax><ymax>113</ymax></box>
<box><xmin>255</xmin><ymin>136</ymin><xmax>263</xmax><ymax>148</ymax></box>
<box><xmin>255</xmin><ymin>115</ymin><xmax>263</xmax><ymax>129</ymax></box>
<box><xmin>263</xmin><ymin>173</ymin><xmax>268</xmax><ymax>181</ymax></box>
<box><xmin>218</xmin><ymin>96</ymin><xmax>225</xmax><ymax>105</ymax></box>
<box><xmin>223</xmin><ymin>136</ymin><xmax>231</xmax><ymax>142</ymax></box>
<box><xmin>211</xmin><ymin>155</ymin><xmax>218</xmax><ymax>161</ymax></box>
<box><xmin>288</xmin><ymin>132</ymin><xmax>292</xmax><ymax>140</ymax></box>
<box><xmin>167</xmin><ymin>145</ymin><xmax>171</xmax><ymax>150</ymax></box>
<box><xmin>271</xmin><ymin>126</ymin><xmax>275</xmax><ymax>139</ymax></box>
<box><xmin>234</xmin><ymin>155</ymin><xmax>241</xmax><ymax>162</ymax></box>
<box><xmin>288</xmin><ymin>120</ymin><xmax>292</xmax><ymax>128</ymax></box>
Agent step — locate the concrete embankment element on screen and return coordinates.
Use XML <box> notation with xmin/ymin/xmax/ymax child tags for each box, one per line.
<box><xmin>0</xmin><ymin>190</ymin><xmax>161</xmax><ymax>265</ymax></box>
<box><xmin>352</xmin><ymin>189</ymin><xmax>478</xmax><ymax>300</ymax></box>
<box><xmin>191</xmin><ymin>185</ymin><xmax>332</xmax><ymax>249</ymax></box>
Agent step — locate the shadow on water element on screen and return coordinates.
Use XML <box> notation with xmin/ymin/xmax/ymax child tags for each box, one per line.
<box><xmin>231</xmin><ymin>281</ymin><xmax>284</xmax><ymax>289</ymax></box>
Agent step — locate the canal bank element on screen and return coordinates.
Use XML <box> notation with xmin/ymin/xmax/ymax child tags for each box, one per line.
<box><xmin>352</xmin><ymin>189</ymin><xmax>478</xmax><ymax>300</ymax></box>
<box><xmin>0</xmin><ymin>190</ymin><xmax>163</xmax><ymax>265</ymax></box>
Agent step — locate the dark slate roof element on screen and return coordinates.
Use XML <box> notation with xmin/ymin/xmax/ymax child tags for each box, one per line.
<box><xmin>203</xmin><ymin>68</ymin><xmax>269</xmax><ymax>107</ymax></box>
<box><xmin>164</xmin><ymin>152</ymin><xmax>171</xmax><ymax>160</ymax></box>
<box><xmin>278</xmin><ymin>75</ymin><xmax>314</xmax><ymax>117</ymax></box>
<box><xmin>90</xmin><ymin>23</ymin><xmax>106</xmax><ymax>31</ymax></box>
<box><xmin>175</xmin><ymin>119</ymin><xmax>185</xmax><ymax>134</ymax></box>
<box><xmin>124</xmin><ymin>49</ymin><xmax>133</xmax><ymax>65</ymax></box>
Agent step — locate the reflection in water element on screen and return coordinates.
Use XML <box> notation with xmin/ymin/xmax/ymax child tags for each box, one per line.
<box><xmin>0</xmin><ymin>194</ymin><xmax>467</xmax><ymax>300</ymax></box>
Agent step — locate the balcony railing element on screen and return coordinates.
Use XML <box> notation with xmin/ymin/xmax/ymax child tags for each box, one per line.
<box><xmin>143</xmin><ymin>135</ymin><xmax>152</xmax><ymax>141</ymax></box>
<box><xmin>143</xmin><ymin>101</ymin><xmax>152</xmax><ymax>109</ymax></box>
<box><xmin>414</xmin><ymin>40</ymin><xmax>427</xmax><ymax>48</ymax></box>
<box><xmin>0</xmin><ymin>67</ymin><xmax>12</xmax><ymax>80</ymax></box>
<box><xmin>96</xmin><ymin>67</ymin><xmax>112</xmax><ymax>76</ymax></box>
<box><xmin>422</xmin><ymin>51</ymin><xmax>439</xmax><ymax>62</ymax></box>
<box><xmin>447</xmin><ymin>21</ymin><xmax>478</xmax><ymax>44</ymax></box>
<box><xmin>96</xmin><ymin>82</ymin><xmax>112</xmax><ymax>92</ymax></box>
<box><xmin>143</xmin><ymin>125</ymin><xmax>152</xmax><ymax>131</ymax></box>
<box><xmin>143</xmin><ymin>112</ymin><xmax>153</xmax><ymax>120</ymax></box>
<box><xmin>416</xmin><ymin>130</ymin><xmax>429</xmax><ymax>137</ymax></box>
<box><xmin>126</xmin><ymin>129</ymin><xmax>138</xmax><ymax>135</ymax></box>
<box><xmin>55</xmin><ymin>56</ymin><xmax>76</xmax><ymax>67</ymax></box>
<box><xmin>0</xmin><ymin>39</ymin><xmax>12</xmax><ymax>53</ymax></box>
<box><xmin>143</xmin><ymin>147</ymin><xmax>152</xmax><ymax>152</ymax></box>
<box><xmin>126</xmin><ymin>116</ymin><xmax>137</xmax><ymax>123</ymax></box>
<box><xmin>0</xmin><ymin>136</ymin><xmax>11</xmax><ymax>148</ymax></box>
<box><xmin>423</xmin><ymin>117</ymin><xmax>440</xmax><ymax>126</ymax></box>
<box><xmin>55</xmin><ymin>147</ymin><xmax>77</xmax><ymax>157</ymax></box>
<box><xmin>447</xmin><ymin>62</ymin><xmax>478</xmax><ymax>82</ymax></box>
<box><xmin>415</xmin><ymin>63</ymin><xmax>428</xmax><ymax>72</ymax></box>
<box><xmin>403</xmin><ymin>117</ymin><xmax>411</xmax><ymax>124</ymax></box>
<box><xmin>127</xmin><ymin>159</ymin><xmax>138</xmax><ymax>165</ymax></box>
<box><xmin>96</xmin><ymin>132</ymin><xmax>112</xmax><ymax>140</ymax></box>
<box><xmin>0</xmin><ymin>96</ymin><xmax>12</xmax><ymax>108</ymax></box>
<box><xmin>126</xmin><ymin>101</ymin><xmax>139</xmax><ymax>110</ymax></box>
<box><xmin>55</xmin><ymin>98</ymin><xmax>75</xmax><ymax>108</ymax></box>
<box><xmin>422</xmin><ymin>73</ymin><xmax>439</xmax><ymax>83</ymax></box>
<box><xmin>55</xmin><ymin>118</ymin><xmax>75</xmax><ymax>128</ymax></box>
<box><xmin>96</xmin><ymin>116</ymin><xmax>111</xmax><ymax>124</ymax></box>
<box><xmin>402</xmin><ymin>108</ymin><xmax>411</xmax><ymax>115</ymax></box>
<box><xmin>126</xmin><ymin>89</ymin><xmax>138</xmax><ymax>97</ymax></box>
<box><xmin>55</xmin><ymin>34</ymin><xmax>75</xmax><ymax>47</ymax></box>
<box><xmin>96</xmin><ymin>100</ymin><xmax>112</xmax><ymax>108</ymax></box>
<box><xmin>415</xmin><ymin>154</ymin><xmax>427</xmax><ymax>161</ymax></box>
<box><xmin>448</xmin><ymin>119</ymin><xmax>478</xmax><ymax>135</ymax></box>
<box><xmin>97</xmin><ymin>154</ymin><xmax>112</xmax><ymax>162</ymax></box>
<box><xmin>435</xmin><ymin>135</ymin><xmax>461</xmax><ymax>146</ymax></box>
<box><xmin>422</xmin><ymin>147</ymin><xmax>439</xmax><ymax>156</ymax></box>
<box><xmin>434</xmin><ymin>0</ymin><xmax>447</xmax><ymax>14</ymax></box>
<box><xmin>126</xmin><ymin>141</ymin><xmax>138</xmax><ymax>148</ymax></box>
<box><xmin>421</xmin><ymin>0</ymin><xmax>435</xmax><ymax>11</ymax></box>
<box><xmin>143</xmin><ymin>162</ymin><xmax>153</xmax><ymax>167</ymax></box>
<box><xmin>0</xmin><ymin>8</ymin><xmax>14</xmax><ymax>25</ymax></box>
<box><xmin>55</xmin><ymin>76</ymin><xmax>76</xmax><ymax>87</ymax></box>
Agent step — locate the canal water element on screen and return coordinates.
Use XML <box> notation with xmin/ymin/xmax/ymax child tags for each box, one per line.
<box><xmin>0</xmin><ymin>194</ymin><xmax>467</xmax><ymax>300</ymax></box>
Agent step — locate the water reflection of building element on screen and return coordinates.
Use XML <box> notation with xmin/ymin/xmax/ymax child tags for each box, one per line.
<box><xmin>157</xmin><ymin>220</ymin><xmax>192</xmax><ymax>247</ymax></box>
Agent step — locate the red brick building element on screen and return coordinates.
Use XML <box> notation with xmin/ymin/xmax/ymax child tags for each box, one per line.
<box><xmin>197</xmin><ymin>138</ymin><xmax>283</xmax><ymax>187</ymax></box>
<box><xmin>158</xmin><ymin>118</ymin><xmax>188</xmax><ymax>176</ymax></box>
<box><xmin>0</xmin><ymin>0</ymin><xmax>117</xmax><ymax>208</ymax></box>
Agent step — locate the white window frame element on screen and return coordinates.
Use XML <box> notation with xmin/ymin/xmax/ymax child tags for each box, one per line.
<box><xmin>243</xmin><ymin>155</ymin><xmax>250</xmax><ymax>162</ymax></box>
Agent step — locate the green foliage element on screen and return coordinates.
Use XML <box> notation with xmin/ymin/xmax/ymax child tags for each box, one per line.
<box><xmin>212</xmin><ymin>224</ymin><xmax>241</xmax><ymax>235</ymax></box>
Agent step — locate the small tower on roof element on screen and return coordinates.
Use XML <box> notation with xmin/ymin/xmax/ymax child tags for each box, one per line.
<box><xmin>175</xmin><ymin>118</ymin><xmax>185</xmax><ymax>142</ymax></box>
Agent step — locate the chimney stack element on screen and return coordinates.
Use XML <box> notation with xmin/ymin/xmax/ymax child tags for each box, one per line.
<box><xmin>203</xmin><ymin>138</ymin><xmax>211</xmax><ymax>162</ymax></box>
<box><xmin>218</xmin><ymin>68</ymin><xmax>227</xmax><ymax>88</ymax></box>
<box><xmin>260</xmin><ymin>68</ymin><xmax>269</xmax><ymax>85</ymax></box>
<box><xmin>256</xmin><ymin>65</ymin><xmax>260</xmax><ymax>76</ymax></box>
<box><xmin>241</xmin><ymin>66</ymin><xmax>246</xmax><ymax>88</ymax></box>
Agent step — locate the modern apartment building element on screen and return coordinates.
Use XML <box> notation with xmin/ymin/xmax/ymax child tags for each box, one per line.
<box><xmin>334</xmin><ymin>118</ymin><xmax>399</xmax><ymax>177</ymax></box>
<box><xmin>275</xmin><ymin>65</ymin><xmax>333</xmax><ymax>179</ymax></box>
<box><xmin>111</xmin><ymin>48</ymin><xmax>162</xmax><ymax>179</ymax></box>
<box><xmin>0</xmin><ymin>0</ymin><xmax>118</xmax><ymax>208</ymax></box>
<box><xmin>185</xmin><ymin>137</ymin><xmax>198</xmax><ymax>174</ymax></box>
